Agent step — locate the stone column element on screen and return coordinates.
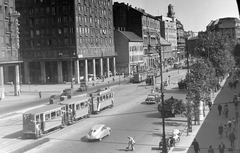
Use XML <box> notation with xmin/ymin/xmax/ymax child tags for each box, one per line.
<box><xmin>106</xmin><ymin>58</ymin><xmax>110</xmax><ymax>77</ymax></box>
<box><xmin>24</xmin><ymin>62</ymin><xmax>30</xmax><ymax>84</ymax></box>
<box><xmin>100</xmin><ymin>58</ymin><xmax>103</xmax><ymax>77</ymax></box>
<box><xmin>14</xmin><ymin>65</ymin><xmax>20</xmax><ymax>96</ymax></box>
<box><xmin>93</xmin><ymin>59</ymin><xmax>96</xmax><ymax>80</ymax></box>
<box><xmin>3</xmin><ymin>66</ymin><xmax>8</xmax><ymax>83</ymax></box>
<box><xmin>0</xmin><ymin>66</ymin><xmax>5</xmax><ymax>99</ymax></box>
<box><xmin>113</xmin><ymin>57</ymin><xmax>116</xmax><ymax>76</ymax></box>
<box><xmin>40</xmin><ymin>61</ymin><xmax>46</xmax><ymax>84</ymax></box>
<box><xmin>74</xmin><ymin>60</ymin><xmax>80</xmax><ymax>84</ymax></box>
<box><xmin>57</xmin><ymin>61</ymin><xmax>63</xmax><ymax>83</ymax></box>
<box><xmin>84</xmin><ymin>59</ymin><xmax>88</xmax><ymax>82</ymax></box>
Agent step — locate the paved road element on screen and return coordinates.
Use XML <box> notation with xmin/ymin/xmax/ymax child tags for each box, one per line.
<box><xmin>0</xmin><ymin>69</ymin><xmax>187</xmax><ymax>153</ymax></box>
<box><xmin>26</xmin><ymin>83</ymin><xmax>187</xmax><ymax>153</ymax></box>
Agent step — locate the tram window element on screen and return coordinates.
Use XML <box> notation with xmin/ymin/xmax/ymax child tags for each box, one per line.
<box><xmin>76</xmin><ymin>104</ymin><xmax>80</xmax><ymax>110</ymax></box>
<box><xmin>85</xmin><ymin>101</ymin><xmax>88</xmax><ymax>107</ymax></box>
<box><xmin>106</xmin><ymin>94</ymin><xmax>109</xmax><ymax>99</ymax></box>
<box><xmin>51</xmin><ymin>111</ymin><xmax>56</xmax><ymax>119</ymax></box>
<box><xmin>80</xmin><ymin>102</ymin><xmax>84</xmax><ymax>108</ymax></box>
<box><xmin>103</xmin><ymin>95</ymin><xmax>105</xmax><ymax>100</ymax></box>
<box><xmin>100</xmin><ymin>96</ymin><xmax>102</xmax><ymax>101</ymax></box>
<box><xmin>57</xmin><ymin>110</ymin><xmax>61</xmax><ymax>117</ymax></box>
<box><xmin>97</xmin><ymin>97</ymin><xmax>99</xmax><ymax>102</ymax></box>
<box><xmin>36</xmin><ymin>115</ymin><xmax>40</xmax><ymax>123</ymax></box>
<box><xmin>45</xmin><ymin>113</ymin><xmax>50</xmax><ymax>121</ymax></box>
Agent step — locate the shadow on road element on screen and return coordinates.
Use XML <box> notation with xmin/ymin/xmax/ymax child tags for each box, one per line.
<box><xmin>3</xmin><ymin>130</ymin><xmax>23</xmax><ymax>139</ymax></box>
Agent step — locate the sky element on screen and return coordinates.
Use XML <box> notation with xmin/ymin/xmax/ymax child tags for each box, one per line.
<box><xmin>112</xmin><ymin>0</ymin><xmax>239</xmax><ymax>32</ymax></box>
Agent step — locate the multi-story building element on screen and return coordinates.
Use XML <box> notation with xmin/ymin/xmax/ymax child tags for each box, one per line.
<box><xmin>113</xmin><ymin>2</ymin><xmax>169</xmax><ymax>72</ymax></box>
<box><xmin>157</xmin><ymin>4</ymin><xmax>177</xmax><ymax>60</ymax></box>
<box><xmin>16</xmin><ymin>0</ymin><xmax>116</xmax><ymax>84</ymax></box>
<box><xmin>0</xmin><ymin>0</ymin><xmax>21</xmax><ymax>99</ymax></box>
<box><xmin>176</xmin><ymin>19</ymin><xmax>185</xmax><ymax>61</ymax></box>
<box><xmin>114</xmin><ymin>30</ymin><xmax>143</xmax><ymax>74</ymax></box>
<box><xmin>206</xmin><ymin>17</ymin><xmax>240</xmax><ymax>39</ymax></box>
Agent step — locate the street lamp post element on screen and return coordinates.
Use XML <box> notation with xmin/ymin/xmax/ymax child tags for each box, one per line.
<box><xmin>70</xmin><ymin>52</ymin><xmax>75</xmax><ymax>89</ymax></box>
<box><xmin>158</xmin><ymin>40</ymin><xmax>167</xmax><ymax>153</ymax></box>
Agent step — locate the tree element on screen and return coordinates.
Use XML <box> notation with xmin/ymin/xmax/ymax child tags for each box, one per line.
<box><xmin>186</xmin><ymin>59</ymin><xmax>215</xmax><ymax>124</ymax></box>
<box><xmin>195</xmin><ymin>31</ymin><xmax>235</xmax><ymax>77</ymax></box>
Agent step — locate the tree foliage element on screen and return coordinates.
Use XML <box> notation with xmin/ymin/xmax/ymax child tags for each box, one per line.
<box><xmin>195</xmin><ymin>31</ymin><xmax>235</xmax><ymax>77</ymax></box>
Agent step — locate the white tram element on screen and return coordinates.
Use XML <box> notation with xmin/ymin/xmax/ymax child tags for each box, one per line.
<box><xmin>90</xmin><ymin>88</ymin><xmax>114</xmax><ymax>114</ymax></box>
<box><xmin>22</xmin><ymin>104</ymin><xmax>65</xmax><ymax>139</ymax></box>
<box><xmin>60</xmin><ymin>96</ymin><xmax>91</xmax><ymax>125</ymax></box>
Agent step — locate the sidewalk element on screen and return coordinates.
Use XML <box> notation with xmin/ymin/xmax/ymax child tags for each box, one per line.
<box><xmin>170</xmin><ymin>76</ymin><xmax>240</xmax><ymax>153</ymax></box>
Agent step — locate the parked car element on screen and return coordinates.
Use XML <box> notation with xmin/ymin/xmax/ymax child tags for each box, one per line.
<box><xmin>145</xmin><ymin>93</ymin><xmax>160</xmax><ymax>104</ymax></box>
<box><xmin>86</xmin><ymin>124</ymin><xmax>111</xmax><ymax>141</ymax></box>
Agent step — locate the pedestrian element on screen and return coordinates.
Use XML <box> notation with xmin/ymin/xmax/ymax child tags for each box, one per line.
<box><xmin>39</xmin><ymin>91</ymin><xmax>42</xmax><ymax>98</ymax></box>
<box><xmin>224</xmin><ymin>124</ymin><xmax>228</xmax><ymax>138</ymax></box>
<box><xmin>231</xmin><ymin>118</ymin><xmax>236</xmax><ymax>132</ymax></box>
<box><xmin>223</xmin><ymin>103</ymin><xmax>229</xmax><ymax>118</ymax></box>
<box><xmin>218</xmin><ymin>104</ymin><xmax>222</xmax><ymax>115</ymax></box>
<box><xmin>192</xmin><ymin>138</ymin><xmax>200</xmax><ymax>153</ymax></box>
<box><xmin>126</xmin><ymin>136</ymin><xmax>135</xmax><ymax>151</ymax></box>
<box><xmin>218</xmin><ymin>124</ymin><xmax>223</xmax><ymax>138</ymax></box>
<box><xmin>229</xmin><ymin>131</ymin><xmax>236</xmax><ymax>148</ymax></box>
<box><xmin>227</xmin><ymin>119</ymin><xmax>232</xmax><ymax>131</ymax></box>
<box><xmin>208</xmin><ymin>101</ymin><xmax>212</xmax><ymax>111</ymax></box>
<box><xmin>218</xmin><ymin>142</ymin><xmax>225</xmax><ymax>153</ymax></box>
<box><xmin>208</xmin><ymin>145</ymin><xmax>214</xmax><ymax>153</ymax></box>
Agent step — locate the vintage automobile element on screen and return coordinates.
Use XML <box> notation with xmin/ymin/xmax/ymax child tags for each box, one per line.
<box><xmin>86</xmin><ymin>124</ymin><xmax>111</xmax><ymax>141</ymax></box>
<box><xmin>77</xmin><ymin>82</ymin><xmax>89</xmax><ymax>92</ymax></box>
<box><xmin>145</xmin><ymin>93</ymin><xmax>160</xmax><ymax>104</ymax></box>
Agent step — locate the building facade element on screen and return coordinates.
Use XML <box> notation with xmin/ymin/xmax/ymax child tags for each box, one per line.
<box><xmin>16</xmin><ymin>0</ymin><xmax>116</xmax><ymax>84</ymax></box>
<box><xmin>0</xmin><ymin>0</ymin><xmax>21</xmax><ymax>99</ymax></box>
<box><xmin>176</xmin><ymin>19</ymin><xmax>185</xmax><ymax>61</ymax></box>
<box><xmin>114</xmin><ymin>30</ymin><xmax>143</xmax><ymax>74</ymax></box>
<box><xmin>113</xmin><ymin>2</ymin><xmax>161</xmax><ymax>72</ymax></box>
<box><xmin>206</xmin><ymin>17</ymin><xmax>240</xmax><ymax>39</ymax></box>
<box><xmin>158</xmin><ymin>4</ymin><xmax>177</xmax><ymax>56</ymax></box>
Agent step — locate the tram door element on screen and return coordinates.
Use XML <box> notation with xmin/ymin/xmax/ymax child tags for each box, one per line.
<box><xmin>40</xmin><ymin>114</ymin><xmax>44</xmax><ymax>132</ymax></box>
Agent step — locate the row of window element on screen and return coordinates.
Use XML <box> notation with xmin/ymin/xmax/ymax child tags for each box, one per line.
<box><xmin>129</xmin><ymin>46</ymin><xmax>144</xmax><ymax>52</ymax></box>
<box><xmin>77</xmin><ymin>27</ymin><xmax>113</xmax><ymax>38</ymax></box>
<box><xmin>78</xmin><ymin>37</ymin><xmax>114</xmax><ymax>47</ymax></box>
<box><xmin>77</xmin><ymin>5</ymin><xmax>112</xmax><ymax>18</ymax></box>
<box><xmin>45</xmin><ymin>109</ymin><xmax>61</xmax><ymax>121</ymax></box>
<box><xmin>0</xmin><ymin>50</ymin><xmax>18</xmax><ymax>59</ymax></box>
<box><xmin>96</xmin><ymin>92</ymin><xmax>113</xmax><ymax>102</ymax></box>
<box><xmin>76</xmin><ymin>101</ymin><xmax>89</xmax><ymax>110</ymax></box>
<box><xmin>26</xmin><ymin>27</ymin><xmax>74</xmax><ymax>38</ymax></box>
<box><xmin>129</xmin><ymin>55</ymin><xmax>144</xmax><ymax>63</ymax></box>
<box><xmin>23</xmin><ymin>16</ymin><xmax>74</xmax><ymax>26</ymax></box>
<box><xmin>77</xmin><ymin>16</ymin><xmax>112</xmax><ymax>29</ymax></box>
<box><xmin>20</xmin><ymin>37</ymin><xmax>75</xmax><ymax>48</ymax></box>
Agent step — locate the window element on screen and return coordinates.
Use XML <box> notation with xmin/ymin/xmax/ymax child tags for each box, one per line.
<box><xmin>52</xmin><ymin>7</ymin><xmax>56</xmax><ymax>15</ymax></box>
<box><xmin>64</xmin><ymin>38</ymin><xmax>69</xmax><ymax>45</ymax></box>
<box><xmin>36</xmin><ymin>29</ymin><xmax>40</xmax><ymax>35</ymax></box>
<box><xmin>64</xmin><ymin>27</ymin><xmax>68</xmax><ymax>35</ymax></box>
<box><xmin>58</xmin><ymin>28</ymin><xmax>62</xmax><ymax>34</ymax></box>
<box><xmin>58</xmin><ymin>17</ymin><xmax>62</xmax><ymax>23</ymax></box>
<box><xmin>47</xmin><ymin>39</ymin><xmax>52</xmax><ymax>45</ymax></box>
<box><xmin>46</xmin><ymin>7</ymin><xmax>50</xmax><ymax>13</ymax></box>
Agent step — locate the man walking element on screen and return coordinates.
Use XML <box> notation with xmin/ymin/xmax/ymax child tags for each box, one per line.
<box><xmin>192</xmin><ymin>138</ymin><xmax>200</xmax><ymax>153</ymax></box>
<box><xmin>218</xmin><ymin>142</ymin><xmax>225</xmax><ymax>153</ymax></box>
<box><xmin>218</xmin><ymin>104</ymin><xmax>222</xmax><ymax>115</ymax></box>
<box><xmin>218</xmin><ymin>124</ymin><xmax>223</xmax><ymax>138</ymax></box>
<box><xmin>229</xmin><ymin>131</ymin><xmax>236</xmax><ymax>148</ymax></box>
